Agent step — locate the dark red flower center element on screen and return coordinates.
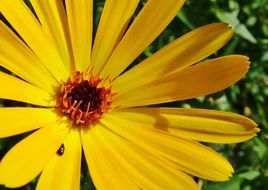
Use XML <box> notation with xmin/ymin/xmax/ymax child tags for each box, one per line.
<box><xmin>67</xmin><ymin>81</ymin><xmax>103</xmax><ymax>112</ymax></box>
<box><xmin>58</xmin><ymin>72</ymin><xmax>112</xmax><ymax>126</ymax></box>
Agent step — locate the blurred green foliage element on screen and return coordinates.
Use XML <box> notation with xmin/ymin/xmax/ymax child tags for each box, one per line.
<box><xmin>0</xmin><ymin>0</ymin><xmax>268</xmax><ymax>189</ymax></box>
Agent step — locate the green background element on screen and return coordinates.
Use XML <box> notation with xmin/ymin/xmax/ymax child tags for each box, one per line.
<box><xmin>0</xmin><ymin>0</ymin><xmax>268</xmax><ymax>189</ymax></box>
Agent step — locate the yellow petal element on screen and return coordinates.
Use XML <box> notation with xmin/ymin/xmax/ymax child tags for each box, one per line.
<box><xmin>113</xmin><ymin>23</ymin><xmax>233</xmax><ymax>93</ymax></box>
<box><xmin>91</xmin><ymin>0</ymin><xmax>139</xmax><ymax>75</ymax></box>
<box><xmin>101</xmin><ymin>115</ymin><xmax>234</xmax><ymax>181</ymax></box>
<box><xmin>0</xmin><ymin>21</ymin><xmax>58</xmax><ymax>93</ymax></box>
<box><xmin>82</xmin><ymin>127</ymin><xmax>139</xmax><ymax>190</ymax></box>
<box><xmin>106</xmin><ymin>108</ymin><xmax>258</xmax><ymax>144</ymax></box>
<box><xmin>0</xmin><ymin>0</ymin><xmax>69</xmax><ymax>81</ymax></box>
<box><xmin>37</xmin><ymin>130</ymin><xmax>81</xmax><ymax>190</ymax></box>
<box><xmin>30</xmin><ymin>0</ymin><xmax>73</xmax><ymax>71</ymax></box>
<box><xmin>66</xmin><ymin>0</ymin><xmax>92</xmax><ymax>72</ymax></box>
<box><xmin>114</xmin><ymin>55</ymin><xmax>250</xmax><ymax>107</ymax></box>
<box><xmin>93</xmin><ymin>125</ymin><xmax>198</xmax><ymax>190</ymax></box>
<box><xmin>100</xmin><ymin>0</ymin><xmax>185</xmax><ymax>79</ymax></box>
<box><xmin>0</xmin><ymin>72</ymin><xmax>55</xmax><ymax>106</ymax></box>
<box><xmin>0</xmin><ymin>108</ymin><xmax>59</xmax><ymax>138</ymax></box>
<box><xmin>0</xmin><ymin>121</ymin><xmax>70</xmax><ymax>188</ymax></box>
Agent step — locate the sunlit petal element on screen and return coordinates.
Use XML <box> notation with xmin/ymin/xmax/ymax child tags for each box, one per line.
<box><xmin>82</xmin><ymin>127</ymin><xmax>139</xmax><ymax>190</ymax></box>
<box><xmin>0</xmin><ymin>72</ymin><xmax>55</xmax><ymax>106</ymax></box>
<box><xmin>113</xmin><ymin>23</ymin><xmax>233</xmax><ymax>93</ymax></box>
<box><xmin>0</xmin><ymin>108</ymin><xmax>58</xmax><ymax>138</ymax></box>
<box><xmin>37</xmin><ymin>130</ymin><xmax>81</xmax><ymax>190</ymax></box>
<box><xmin>0</xmin><ymin>22</ymin><xmax>58</xmax><ymax>93</ymax></box>
<box><xmin>0</xmin><ymin>0</ymin><xmax>69</xmax><ymax>81</ymax></box>
<box><xmin>0</xmin><ymin>121</ymin><xmax>70</xmax><ymax>188</ymax></box>
<box><xmin>101</xmin><ymin>115</ymin><xmax>234</xmax><ymax>181</ymax></box>
<box><xmin>30</xmin><ymin>0</ymin><xmax>72</xmax><ymax>71</ymax></box>
<box><xmin>66</xmin><ymin>0</ymin><xmax>92</xmax><ymax>71</ymax></box>
<box><xmin>84</xmin><ymin>125</ymin><xmax>198</xmax><ymax>190</ymax></box>
<box><xmin>114</xmin><ymin>55</ymin><xmax>249</xmax><ymax>107</ymax></box>
<box><xmin>105</xmin><ymin>107</ymin><xmax>258</xmax><ymax>143</ymax></box>
<box><xmin>91</xmin><ymin>0</ymin><xmax>139</xmax><ymax>75</ymax></box>
<box><xmin>101</xmin><ymin>0</ymin><xmax>185</xmax><ymax>79</ymax></box>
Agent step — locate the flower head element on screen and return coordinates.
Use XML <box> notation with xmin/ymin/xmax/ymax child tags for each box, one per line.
<box><xmin>0</xmin><ymin>0</ymin><xmax>259</xmax><ymax>190</ymax></box>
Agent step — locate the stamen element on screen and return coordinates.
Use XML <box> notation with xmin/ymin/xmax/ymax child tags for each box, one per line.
<box><xmin>58</xmin><ymin>72</ymin><xmax>112</xmax><ymax>126</ymax></box>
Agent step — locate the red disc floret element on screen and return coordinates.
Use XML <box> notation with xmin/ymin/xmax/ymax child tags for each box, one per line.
<box><xmin>58</xmin><ymin>72</ymin><xmax>112</xmax><ymax>126</ymax></box>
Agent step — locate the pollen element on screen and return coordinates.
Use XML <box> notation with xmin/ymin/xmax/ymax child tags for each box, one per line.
<box><xmin>58</xmin><ymin>72</ymin><xmax>112</xmax><ymax>126</ymax></box>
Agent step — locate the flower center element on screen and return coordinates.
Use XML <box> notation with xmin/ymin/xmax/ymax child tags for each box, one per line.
<box><xmin>67</xmin><ymin>81</ymin><xmax>103</xmax><ymax>112</ymax></box>
<box><xmin>58</xmin><ymin>72</ymin><xmax>112</xmax><ymax>126</ymax></box>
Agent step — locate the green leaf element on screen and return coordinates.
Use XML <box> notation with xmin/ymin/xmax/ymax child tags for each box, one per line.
<box><xmin>203</xmin><ymin>176</ymin><xmax>242</xmax><ymax>190</ymax></box>
<box><xmin>215</xmin><ymin>11</ymin><xmax>257</xmax><ymax>44</ymax></box>
<box><xmin>238</xmin><ymin>171</ymin><xmax>260</xmax><ymax>180</ymax></box>
<box><xmin>176</xmin><ymin>9</ymin><xmax>195</xmax><ymax>30</ymax></box>
<box><xmin>253</xmin><ymin>137</ymin><xmax>268</xmax><ymax>159</ymax></box>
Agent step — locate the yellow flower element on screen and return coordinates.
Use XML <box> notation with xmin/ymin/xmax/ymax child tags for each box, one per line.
<box><xmin>0</xmin><ymin>0</ymin><xmax>259</xmax><ymax>190</ymax></box>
